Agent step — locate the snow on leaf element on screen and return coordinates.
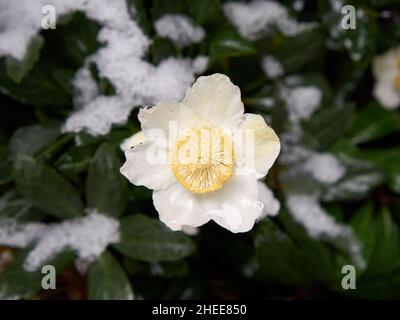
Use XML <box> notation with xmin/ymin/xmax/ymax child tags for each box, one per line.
<box><xmin>223</xmin><ymin>0</ymin><xmax>316</xmax><ymax>41</ymax></box>
<box><xmin>154</xmin><ymin>14</ymin><xmax>205</xmax><ymax>47</ymax></box>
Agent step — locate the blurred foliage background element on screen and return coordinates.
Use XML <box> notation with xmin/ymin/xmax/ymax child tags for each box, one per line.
<box><xmin>1</xmin><ymin>0</ymin><xmax>400</xmax><ymax>300</ymax></box>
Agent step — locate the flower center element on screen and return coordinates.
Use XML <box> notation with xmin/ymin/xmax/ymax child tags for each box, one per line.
<box><xmin>170</xmin><ymin>127</ymin><xmax>234</xmax><ymax>194</ymax></box>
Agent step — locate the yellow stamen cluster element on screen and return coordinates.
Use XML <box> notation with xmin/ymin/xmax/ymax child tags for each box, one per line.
<box><xmin>170</xmin><ymin>127</ymin><xmax>234</xmax><ymax>194</ymax></box>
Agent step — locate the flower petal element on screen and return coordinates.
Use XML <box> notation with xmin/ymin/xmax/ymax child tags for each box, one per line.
<box><xmin>373</xmin><ymin>78</ymin><xmax>400</xmax><ymax>110</ymax></box>
<box><xmin>138</xmin><ymin>102</ymin><xmax>200</xmax><ymax>145</ymax></box>
<box><xmin>201</xmin><ymin>175</ymin><xmax>263</xmax><ymax>233</ymax></box>
<box><xmin>120</xmin><ymin>131</ymin><xmax>147</xmax><ymax>152</ymax></box>
<box><xmin>257</xmin><ymin>182</ymin><xmax>280</xmax><ymax>219</ymax></box>
<box><xmin>183</xmin><ymin>73</ymin><xmax>244</xmax><ymax>130</ymax></box>
<box><xmin>234</xmin><ymin>114</ymin><xmax>281</xmax><ymax>178</ymax></box>
<box><xmin>153</xmin><ymin>182</ymin><xmax>210</xmax><ymax>231</ymax></box>
<box><xmin>120</xmin><ymin>141</ymin><xmax>175</xmax><ymax>190</ymax></box>
<box><xmin>372</xmin><ymin>48</ymin><xmax>399</xmax><ymax>81</ymax></box>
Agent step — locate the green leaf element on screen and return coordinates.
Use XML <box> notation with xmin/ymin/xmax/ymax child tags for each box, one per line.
<box><xmin>5</xmin><ymin>36</ymin><xmax>44</xmax><ymax>83</ymax></box>
<box><xmin>86</xmin><ymin>143</ymin><xmax>128</xmax><ymax>217</ymax></box>
<box><xmin>304</xmin><ymin>104</ymin><xmax>356</xmax><ymax>149</ymax></box>
<box><xmin>0</xmin><ymin>189</ymin><xmax>44</xmax><ymax>221</ymax></box>
<box><xmin>0</xmin><ymin>146</ymin><xmax>12</xmax><ymax>185</ymax></box>
<box><xmin>255</xmin><ymin>217</ymin><xmax>336</xmax><ymax>287</ymax></box>
<box><xmin>210</xmin><ymin>28</ymin><xmax>257</xmax><ymax>59</ymax></box>
<box><xmin>269</xmin><ymin>28</ymin><xmax>324</xmax><ymax>73</ymax></box>
<box><xmin>0</xmin><ymin>249</ymin><xmax>75</xmax><ymax>300</ymax></box>
<box><xmin>351</xmin><ymin>208</ymin><xmax>400</xmax><ymax>298</ymax></box>
<box><xmin>350</xmin><ymin>203</ymin><xmax>377</xmax><ymax>266</ymax></box>
<box><xmin>13</xmin><ymin>154</ymin><xmax>83</xmax><ymax>219</ymax></box>
<box><xmin>187</xmin><ymin>0</ymin><xmax>221</xmax><ymax>26</ymax></box>
<box><xmin>9</xmin><ymin>125</ymin><xmax>59</xmax><ymax>159</ymax></box>
<box><xmin>348</xmin><ymin>103</ymin><xmax>400</xmax><ymax>144</ymax></box>
<box><xmin>88</xmin><ymin>251</ymin><xmax>134</xmax><ymax>300</ymax></box>
<box><xmin>113</xmin><ymin>214</ymin><xmax>195</xmax><ymax>262</ymax></box>
<box><xmin>149</xmin><ymin>261</ymin><xmax>189</xmax><ymax>278</ymax></box>
<box><xmin>365</xmin><ymin>208</ymin><xmax>400</xmax><ymax>279</ymax></box>
<box><xmin>55</xmin><ymin>144</ymin><xmax>95</xmax><ymax>174</ymax></box>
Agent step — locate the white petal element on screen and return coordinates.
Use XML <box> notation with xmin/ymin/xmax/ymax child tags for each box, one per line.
<box><xmin>183</xmin><ymin>73</ymin><xmax>244</xmax><ymax>130</ymax></box>
<box><xmin>234</xmin><ymin>114</ymin><xmax>281</xmax><ymax>178</ymax></box>
<box><xmin>153</xmin><ymin>182</ymin><xmax>210</xmax><ymax>231</ymax></box>
<box><xmin>120</xmin><ymin>141</ymin><xmax>175</xmax><ymax>190</ymax></box>
<box><xmin>257</xmin><ymin>182</ymin><xmax>280</xmax><ymax>219</ymax></box>
<box><xmin>373</xmin><ymin>79</ymin><xmax>400</xmax><ymax>110</ymax></box>
<box><xmin>372</xmin><ymin>48</ymin><xmax>399</xmax><ymax>81</ymax></box>
<box><xmin>138</xmin><ymin>102</ymin><xmax>200</xmax><ymax>144</ymax></box>
<box><xmin>120</xmin><ymin>131</ymin><xmax>147</xmax><ymax>152</ymax></box>
<box><xmin>201</xmin><ymin>175</ymin><xmax>263</xmax><ymax>233</ymax></box>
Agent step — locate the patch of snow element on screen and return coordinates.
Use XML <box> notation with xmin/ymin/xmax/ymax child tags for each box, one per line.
<box><xmin>293</xmin><ymin>0</ymin><xmax>304</xmax><ymax>12</ymax></box>
<box><xmin>192</xmin><ymin>55</ymin><xmax>209</xmax><ymax>74</ymax></box>
<box><xmin>281</xmin><ymin>85</ymin><xmax>322</xmax><ymax>122</ymax></box>
<box><xmin>24</xmin><ymin>210</ymin><xmax>119</xmax><ymax>271</ymax></box>
<box><xmin>286</xmin><ymin>194</ymin><xmax>365</xmax><ymax>268</ymax></box>
<box><xmin>303</xmin><ymin>153</ymin><xmax>346</xmax><ymax>184</ymax></box>
<box><xmin>323</xmin><ymin>172</ymin><xmax>383</xmax><ymax>201</ymax></box>
<box><xmin>181</xmin><ymin>225</ymin><xmax>199</xmax><ymax>236</ymax></box>
<box><xmin>262</xmin><ymin>55</ymin><xmax>283</xmax><ymax>79</ymax></box>
<box><xmin>0</xmin><ymin>218</ymin><xmax>46</xmax><ymax>248</ymax></box>
<box><xmin>286</xmin><ymin>194</ymin><xmax>343</xmax><ymax>238</ymax></box>
<box><xmin>154</xmin><ymin>14</ymin><xmax>205</xmax><ymax>47</ymax></box>
<box><xmin>72</xmin><ymin>67</ymin><xmax>99</xmax><ymax>108</ymax></box>
<box><xmin>223</xmin><ymin>0</ymin><xmax>316</xmax><ymax>41</ymax></box>
<box><xmin>0</xmin><ymin>209</ymin><xmax>119</xmax><ymax>273</ymax></box>
<box><xmin>0</xmin><ymin>0</ymin><xmax>207</xmax><ymax>136</ymax></box>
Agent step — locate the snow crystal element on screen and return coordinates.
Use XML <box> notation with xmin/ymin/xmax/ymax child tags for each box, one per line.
<box><xmin>303</xmin><ymin>153</ymin><xmax>346</xmax><ymax>184</ymax></box>
<box><xmin>0</xmin><ymin>218</ymin><xmax>46</xmax><ymax>248</ymax></box>
<box><xmin>24</xmin><ymin>210</ymin><xmax>119</xmax><ymax>271</ymax></box>
<box><xmin>261</xmin><ymin>55</ymin><xmax>283</xmax><ymax>79</ymax></box>
<box><xmin>223</xmin><ymin>0</ymin><xmax>316</xmax><ymax>41</ymax></box>
<box><xmin>281</xmin><ymin>86</ymin><xmax>322</xmax><ymax>122</ymax></box>
<box><xmin>154</xmin><ymin>14</ymin><xmax>205</xmax><ymax>47</ymax></box>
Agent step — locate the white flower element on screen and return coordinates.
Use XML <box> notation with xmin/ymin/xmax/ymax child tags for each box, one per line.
<box><xmin>372</xmin><ymin>47</ymin><xmax>400</xmax><ymax>110</ymax></box>
<box><xmin>120</xmin><ymin>74</ymin><xmax>280</xmax><ymax>233</ymax></box>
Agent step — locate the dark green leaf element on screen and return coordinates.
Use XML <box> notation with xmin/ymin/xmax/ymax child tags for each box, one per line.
<box><xmin>55</xmin><ymin>144</ymin><xmax>95</xmax><ymax>174</ymax></box>
<box><xmin>348</xmin><ymin>103</ymin><xmax>400</xmax><ymax>144</ymax></box>
<box><xmin>210</xmin><ymin>28</ymin><xmax>257</xmax><ymax>59</ymax></box>
<box><xmin>365</xmin><ymin>208</ymin><xmax>400</xmax><ymax>279</ymax></box>
<box><xmin>5</xmin><ymin>36</ymin><xmax>44</xmax><ymax>83</ymax></box>
<box><xmin>86</xmin><ymin>143</ymin><xmax>127</xmax><ymax>217</ymax></box>
<box><xmin>88</xmin><ymin>251</ymin><xmax>134</xmax><ymax>300</ymax></box>
<box><xmin>9</xmin><ymin>125</ymin><xmax>59</xmax><ymax>159</ymax></box>
<box><xmin>114</xmin><ymin>214</ymin><xmax>195</xmax><ymax>262</ymax></box>
<box><xmin>304</xmin><ymin>104</ymin><xmax>356</xmax><ymax>149</ymax></box>
<box><xmin>13</xmin><ymin>154</ymin><xmax>83</xmax><ymax>219</ymax></box>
